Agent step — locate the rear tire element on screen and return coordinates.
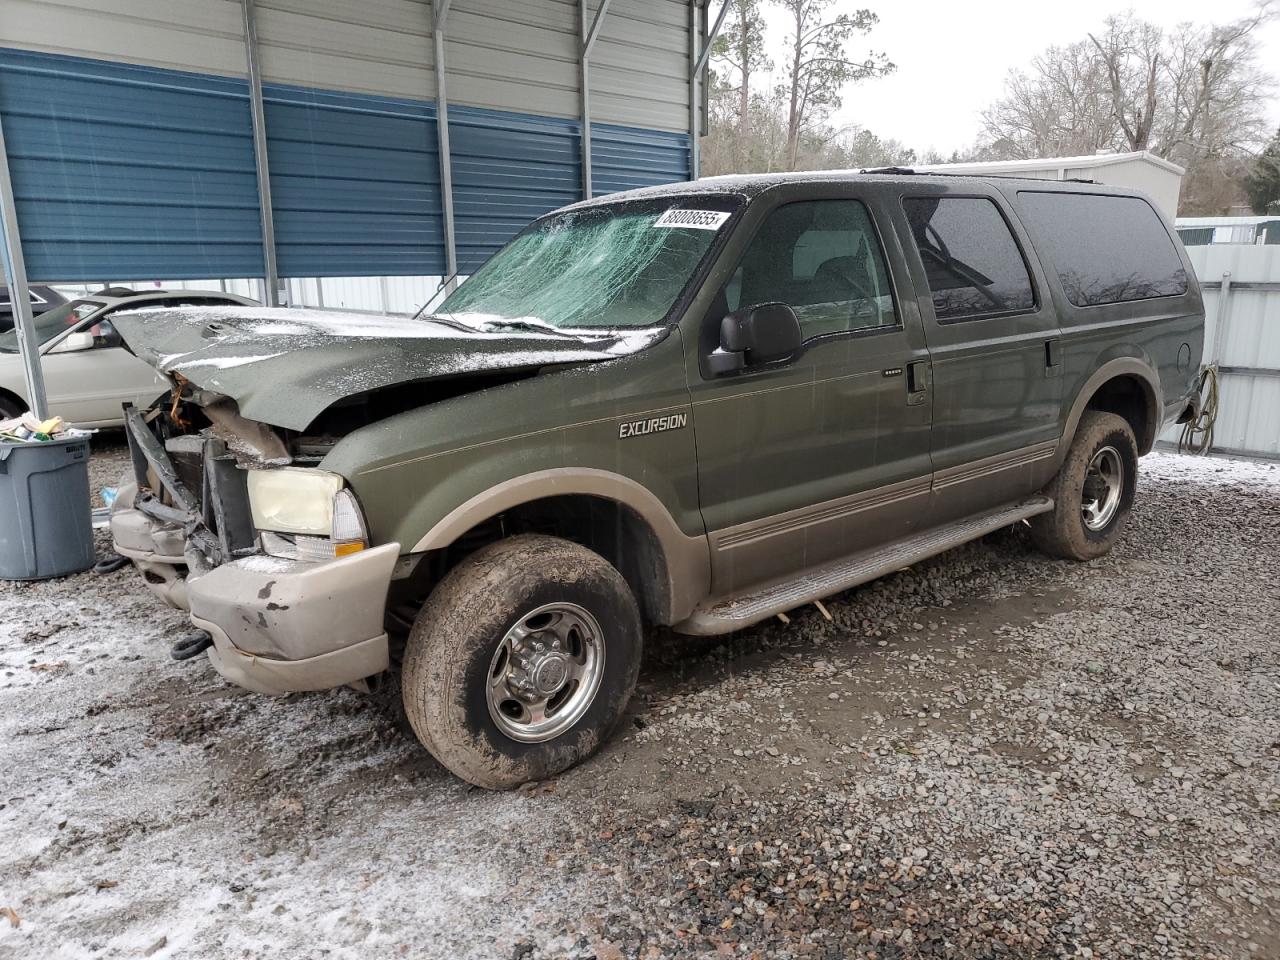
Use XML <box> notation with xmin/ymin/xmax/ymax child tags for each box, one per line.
<box><xmin>401</xmin><ymin>534</ymin><xmax>642</xmax><ymax>790</ymax></box>
<box><xmin>0</xmin><ymin>396</ymin><xmax>21</xmax><ymax>420</ymax></box>
<box><xmin>1030</xmin><ymin>411</ymin><xmax>1138</xmax><ymax>561</ymax></box>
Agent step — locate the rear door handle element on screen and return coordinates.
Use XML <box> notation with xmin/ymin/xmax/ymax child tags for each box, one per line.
<box><xmin>906</xmin><ymin>359</ymin><xmax>928</xmax><ymax>405</ymax></box>
<box><xmin>1045</xmin><ymin>338</ymin><xmax>1062</xmax><ymax>378</ymax></box>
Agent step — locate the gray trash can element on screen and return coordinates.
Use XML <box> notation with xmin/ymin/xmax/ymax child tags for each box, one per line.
<box><xmin>0</xmin><ymin>437</ymin><xmax>96</xmax><ymax>580</ymax></box>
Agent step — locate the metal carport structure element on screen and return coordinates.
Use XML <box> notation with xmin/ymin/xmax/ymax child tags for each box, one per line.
<box><xmin>0</xmin><ymin>0</ymin><xmax>729</xmax><ymax>415</ymax></box>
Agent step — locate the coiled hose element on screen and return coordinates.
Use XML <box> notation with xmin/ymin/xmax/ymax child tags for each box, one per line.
<box><xmin>1178</xmin><ymin>365</ymin><xmax>1220</xmax><ymax>456</ymax></box>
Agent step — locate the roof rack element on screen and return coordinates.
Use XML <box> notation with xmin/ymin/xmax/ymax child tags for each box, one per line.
<box><xmin>857</xmin><ymin>166</ymin><xmax>1096</xmax><ymax>185</ymax></box>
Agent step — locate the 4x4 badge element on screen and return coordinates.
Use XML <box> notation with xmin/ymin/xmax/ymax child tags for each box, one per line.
<box><xmin>619</xmin><ymin>412</ymin><xmax>688</xmax><ymax>439</ymax></box>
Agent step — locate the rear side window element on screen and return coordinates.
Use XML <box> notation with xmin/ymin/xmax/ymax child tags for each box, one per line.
<box><xmin>902</xmin><ymin>197</ymin><xmax>1036</xmax><ymax>322</ymax></box>
<box><xmin>1017</xmin><ymin>192</ymin><xmax>1188</xmax><ymax>307</ymax></box>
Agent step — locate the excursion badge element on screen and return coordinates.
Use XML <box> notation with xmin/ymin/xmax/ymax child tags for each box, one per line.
<box><xmin>618</xmin><ymin>412</ymin><xmax>689</xmax><ymax>439</ymax></box>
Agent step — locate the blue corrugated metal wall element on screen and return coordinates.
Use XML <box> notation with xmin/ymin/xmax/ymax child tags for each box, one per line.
<box><xmin>591</xmin><ymin>123</ymin><xmax>691</xmax><ymax>197</ymax></box>
<box><xmin>263</xmin><ymin>84</ymin><xmax>444</xmax><ymax>277</ymax></box>
<box><xmin>0</xmin><ymin>46</ymin><xmax>692</xmax><ymax>282</ymax></box>
<box><xmin>0</xmin><ymin>47</ymin><xmax>264</xmax><ymax>281</ymax></box>
<box><xmin>450</xmin><ymin>106</ymin><xmax>580</xmax><ymax>272</ymax></box>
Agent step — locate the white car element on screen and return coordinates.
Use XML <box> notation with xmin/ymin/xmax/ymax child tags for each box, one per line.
<box><xmin>0</xmin><ymin>288</ymin><xmax>259</xmax><ymax>426</ymax></box>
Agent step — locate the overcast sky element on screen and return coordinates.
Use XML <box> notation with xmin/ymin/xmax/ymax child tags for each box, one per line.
<box><xmin>754</xmin><ymin>0</ymin><xmax>1280</xmax><ymax>156</ymax></box>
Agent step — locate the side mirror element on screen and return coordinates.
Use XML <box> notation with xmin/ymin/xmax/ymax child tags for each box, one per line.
<box><xmin>48</xmin><ymin>330</ymin><xmax>95</xmax><ymax>355</ymax></box>
<box><xmin>707</xmin><ymin>302</ymin><xmax>802</xmax><ymax>375</ymax></box>
<box><xmin>95</xmin><ymin>319</ymin><xmax>122</xmax><ymax>348</ymax></box>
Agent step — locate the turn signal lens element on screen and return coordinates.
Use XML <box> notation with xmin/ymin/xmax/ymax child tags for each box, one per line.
<box><xmin>331</xmin><ymin>490</ymin><xmax>369</xmax><ymax>545</ymax></box>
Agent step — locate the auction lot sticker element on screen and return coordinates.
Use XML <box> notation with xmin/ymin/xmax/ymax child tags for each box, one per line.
<box><xmin>653</xmin><ymin>209</ymin><xmax>731</xmax><ymax>230</ymax></box>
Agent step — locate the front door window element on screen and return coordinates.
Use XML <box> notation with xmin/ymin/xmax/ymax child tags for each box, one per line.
<box><xmin>728</xmin><ymin>199</ymin><xmax>898</xmax><ymax>341</ymax></box>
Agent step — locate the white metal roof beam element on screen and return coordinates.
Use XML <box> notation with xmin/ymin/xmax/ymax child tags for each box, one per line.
<box><xmin>581</xmin><ymin>0</ymin><xmax>612</xmax><ymax>59</ymax></box>
<box><xmin>434</xmin><ymin>0</ymin><xmax>456</xmax><ymax>282</ymax></box>
<box><xmin>0</xmin><ymin>111</ymin><xmax>46</xmax><ymax>418</ymax></box>
<box><xmin>692</xmin><ymin>0</ymin><xmax>731</xmax><ymax>79</ymax></box>
<box><xmin>433</xmin><ymin>0</ymin><xmax>451</xmax><ymax>35</ymax></box>
<box><xmin>579</xmin><ymin>0</ymin><xmax>612</xmax><ymax>200</ymax></box>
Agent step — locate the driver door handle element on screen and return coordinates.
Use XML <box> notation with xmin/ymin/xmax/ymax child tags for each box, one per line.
<box><xmin>906</xmin><ymin>359</ymin><xmax>929</xmax><ymax>405</ymax></box>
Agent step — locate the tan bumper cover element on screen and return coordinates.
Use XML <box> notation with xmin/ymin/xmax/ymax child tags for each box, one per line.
<box><xmin>109</xmin><ymin>481</ymin><xmax>186</xmax><ymax>565</ymax></box>
<box><xmin>187</xmin><ymin>543</ymin><xmax>400</xmax><ymax>696</ymax></box>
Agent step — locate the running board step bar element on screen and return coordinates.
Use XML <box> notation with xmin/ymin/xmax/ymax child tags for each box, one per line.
<box><xmin>675</xmin><ymin>496</ymin><xmax>1054</xmax><ymax>636</ymax></box>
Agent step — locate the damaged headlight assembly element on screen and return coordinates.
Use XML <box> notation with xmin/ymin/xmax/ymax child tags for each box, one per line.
<box><xmin>247</xmin><ymin>467</ymin><xmax>369</xmax><ymax>561</ymax></box>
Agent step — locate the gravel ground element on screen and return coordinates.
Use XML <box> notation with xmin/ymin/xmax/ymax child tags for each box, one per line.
<box><xmin>2</xmin><ymin>450</ymin><xmax>1278</xmax><ymax>959</ymax></box>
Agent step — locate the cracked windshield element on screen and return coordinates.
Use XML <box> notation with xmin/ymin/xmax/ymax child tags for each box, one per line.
<box><xmin>435</xmin><ymin>202</ymin><xmax>736</xmax><ymax>331</ymax></box>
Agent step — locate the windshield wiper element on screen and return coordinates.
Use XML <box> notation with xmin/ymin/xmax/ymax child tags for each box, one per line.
<box><xmin>411</xmin><ymin>270</ymin><xmax>463</xmax><ymax>320</ymax></box>
<box><xmin>420</xmin><ymin>312</ymin><xmax>480</xmax><ymax>333</ymax></box>
<box><xmin>477</xmin><ymin>318</ymin><xmax>585</xmax><ymax>340</ymax></box>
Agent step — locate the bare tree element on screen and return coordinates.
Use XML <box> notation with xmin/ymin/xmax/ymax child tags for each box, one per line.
<box><xmin>1158</xmin><ymin>5</ymin><xmax>1276</xmax><ymax>161</ymax></box>
<box><xmin>979</xmin><ymin>41</ymin><xmax>1117</xmax><ymax>158</ymax></box>
<box><xmin>773</xmin><ymin>0</ymin><xmax>894</xmax><ymax>169</ymax></box>
<box><xmin>977</xmin><ymin>2</ymin><xmax>1277</xmax><ymax>213</ymax></box>
<box><xmin>1088</xmin><ymin>14</ymin><xmax>1163</xmax><ymax>151</ymax></box>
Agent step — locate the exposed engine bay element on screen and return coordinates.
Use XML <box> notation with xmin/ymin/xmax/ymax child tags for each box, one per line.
<box><xmin>125</xmin><ymin>368</ymin><xmax>540</xmax><ymax>573</ymax></box>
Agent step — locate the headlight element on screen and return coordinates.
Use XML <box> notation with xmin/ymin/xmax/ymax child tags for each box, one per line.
<box><xmin>249</xmin><ymin>470</ymin><xmax>371</xmax><ymax>562</ymax></box>
<box><xmin>247</xmin><ymin>467</ymin><xmax>344</xmax><ymax>535</ymax></box>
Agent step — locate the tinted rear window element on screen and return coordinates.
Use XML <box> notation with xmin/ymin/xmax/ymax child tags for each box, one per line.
<box><xmin>1017</xmin><ymin>192</ymin><xmax>1188</xmax><ymax>307</ymax></box>
<box><xmin>901</xmin><ymin>197</ymin><xmax>1036</xmax><ymax>322</ymax></box>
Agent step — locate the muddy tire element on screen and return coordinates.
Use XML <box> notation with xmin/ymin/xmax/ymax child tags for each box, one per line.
<box><xmin>1030</xmin><ymin>411</ymin><xmax>1138</xmax><ymax>561</ymax></box>
<box><xmin>401</xmin><ymin>534</ymin><xmax>642</xmax><ymax>790</ymax></box>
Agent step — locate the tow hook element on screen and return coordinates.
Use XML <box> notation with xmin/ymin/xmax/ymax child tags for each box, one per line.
<box><xmin>170</xmin><ymin>630</ymin><xmax>214</xmax><ymax>661</ymax></box>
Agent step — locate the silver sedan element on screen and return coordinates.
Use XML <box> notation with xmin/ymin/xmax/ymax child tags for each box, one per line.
<box><xmin>0</xmin><ymin>287</ymin><xmax>259</xmax><ymax>426</ymax></box>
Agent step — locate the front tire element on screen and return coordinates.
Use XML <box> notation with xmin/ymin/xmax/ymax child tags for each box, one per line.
<box><xmin>1030</xmin><ymin>411</ymin><xmax>1138</xmax><ymax>561</ymax></box>
<box><xmin>401</xmin><ymin>534</ymin><xmax>642</xmax><ymax>790</ymax></box>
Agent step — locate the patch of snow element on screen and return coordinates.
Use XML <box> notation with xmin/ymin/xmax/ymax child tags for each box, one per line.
<box><xmin>603</xmin><ymin>327</ymin><xmax>665</xmax><ymax>355</ymax></box>
<box><xmin>0</xmin><ymin>554</ymin><xmax>587</xmax><ymax>960</ymax></box>
<box><xmin>167</xmin><ymin>353</ymin><xmax>286</xmax><ymax>372</ymax></box>
<box><xmin>231</xmin><ymin>554</ymin><xmax>299</xmax><ymax>575</ymax></box>
<box><xmin>1143</xmin><ymin>449</ymin><xmax>1280</xmax><ymax>487</ymax></box>
<box><xmin>121</xmin><ymin>305</ymin><xmax>658</xmax><ymax>347</ymax></box>
<box><xmin>122</xmin><ymin>307</ymin><xmax>495</xmax><ymax>341</ymax></box>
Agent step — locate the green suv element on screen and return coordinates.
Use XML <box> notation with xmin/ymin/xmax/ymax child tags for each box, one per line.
<box><xmin>111</xmin><ymin>171</ymin><xmax>1205</xmax><ymax>789</ymax></box>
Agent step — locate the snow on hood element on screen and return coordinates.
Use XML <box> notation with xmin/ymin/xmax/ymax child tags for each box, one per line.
<box><xmin>111</xmin><ymin>306</ymin><xmax>663</xmax><ymax>431</ymax></box>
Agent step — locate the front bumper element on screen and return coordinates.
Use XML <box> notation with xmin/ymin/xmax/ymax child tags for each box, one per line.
<box><xmin>186</xmin><ymin>543</ymin><xmax>400</xmax><ymax>696</ymax></box>
<box><xmin>115</xmin><ymin>403</ymin><xmax>400</xmax><ymax>695</ymax></box>
<box><xmin>112</xmin><ymin>497</ymin><xmax>401</xmax><ymax>694</ymax></box>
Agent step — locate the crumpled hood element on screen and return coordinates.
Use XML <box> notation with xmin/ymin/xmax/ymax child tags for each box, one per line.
<box><xmin>112</xmin><ymin>307</ymin><xmax>656</xmax><ymax>430</ymax></box>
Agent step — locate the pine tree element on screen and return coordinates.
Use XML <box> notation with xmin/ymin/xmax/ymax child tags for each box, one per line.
<box><xmin>1244</xmin><ymin>129</ymin><xmax>1280</xmax><ymax>215</ymax></box>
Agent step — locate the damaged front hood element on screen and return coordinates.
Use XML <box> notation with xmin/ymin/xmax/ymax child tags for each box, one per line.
<box><xmin>112</xmin><ymin>307</ymin><xmax>656</xmax><ymax>430</ymax></box>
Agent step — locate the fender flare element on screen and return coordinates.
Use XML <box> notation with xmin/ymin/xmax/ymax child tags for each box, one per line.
<box><xmin>1062</xmin><ymin>357</ymin><xmax>1161</xmax><ymax>456</ymax></box>
<box><xmin>410</xmin><ymin>467</ymin><xmax>710</xmax><ymax>625</ymax></box>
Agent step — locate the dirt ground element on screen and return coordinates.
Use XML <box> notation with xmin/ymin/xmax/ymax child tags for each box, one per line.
<box><xmin>1</xmin><ymin>446</ymin><xmax>1278</xmax><ymax>959</ymax></box>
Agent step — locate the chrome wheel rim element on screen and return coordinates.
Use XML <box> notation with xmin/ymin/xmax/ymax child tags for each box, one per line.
<box><xmin>1082</xmin><ymin>445</ymin><xmax>1124</xmax><ymax>531</ymax></box>
<box><xmin>486</xmin><ymin>602</ymin><xmax>605</xmax><ymax>743</ymax></box>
